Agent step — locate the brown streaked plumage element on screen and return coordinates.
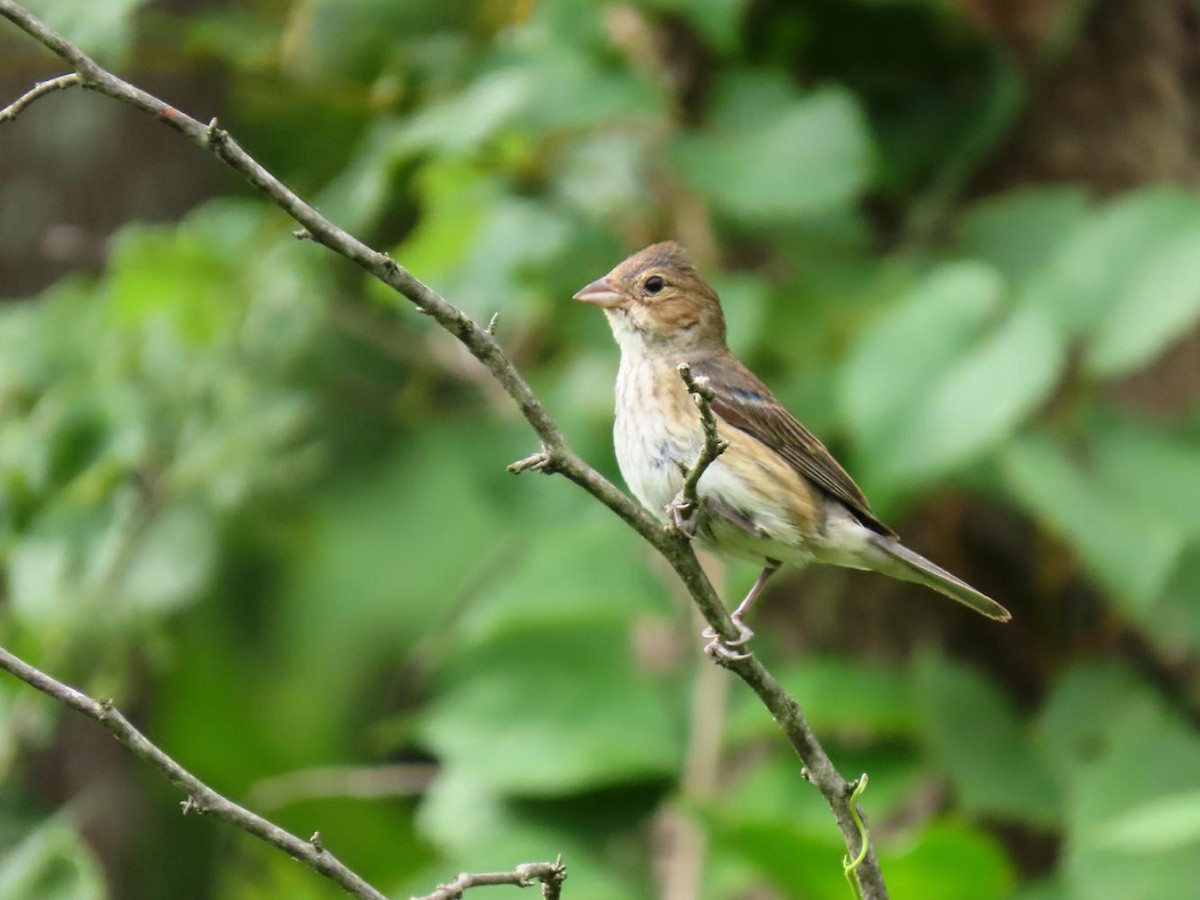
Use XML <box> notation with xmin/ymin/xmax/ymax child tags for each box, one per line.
<box><xmin>575</xmin><ymin>241</ymin><xmax>1011</xmax><ymax>659</ymax></box>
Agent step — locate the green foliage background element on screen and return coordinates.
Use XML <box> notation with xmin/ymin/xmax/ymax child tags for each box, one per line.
<box><xmin>2</xmin><ymin>0</ymin><xmax>1200</xmax><ymax>897</ymax></box>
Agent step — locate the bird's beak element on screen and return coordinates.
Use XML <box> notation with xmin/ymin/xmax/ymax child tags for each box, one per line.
<box><xmin>572</xmin><ymin>277</ymin><xmax>624</xmax><ymax>308</ymax></box>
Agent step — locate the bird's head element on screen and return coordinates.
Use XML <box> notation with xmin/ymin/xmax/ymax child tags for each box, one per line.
<box><xmin>574</xmin><ymin>241</ymin><xmax>727</xmax><ymax>355</ymax></box>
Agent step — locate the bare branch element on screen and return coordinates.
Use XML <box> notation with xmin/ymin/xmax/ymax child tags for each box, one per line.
<box><xmin>0</xmin><ymin>648</ymin><xmax>388</xmax><ymax>900</ymax></box>
<box><xmin>0</xmin><ymin>71</ymin><xmax>79</xmax><ymax>123</ymax></box>
<box><xmin>412</xmin><ymin>858</ymin><xmax>567</xmax><ymax>900</ymax></box>
<box><xmin>0</xmin><ymin>3</ymin><xmax>887</xmax><ymax>896</ymax></box>
<box><xmin>674</xmin><ymin>362</ymin><xmax>729</xmax><ymax>523</ymax></box>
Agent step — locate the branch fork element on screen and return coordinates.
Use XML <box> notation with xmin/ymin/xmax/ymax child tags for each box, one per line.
<box><xmin>413</xmin><ymin>857</ymin><xmax>567</xmax><ymax>900</ymax></box>
<box><xmin>668</xmin><ymin>363</ymin><xmax>729</xmax><ymax>536</ymax></box>
<box><xmin>0</xmin><ymin>71</ymin><xmax>80</xmax><ymax>122</ymax></box>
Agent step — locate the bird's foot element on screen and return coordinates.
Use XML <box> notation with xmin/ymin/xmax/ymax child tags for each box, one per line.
<box><xmin>666</xmin><ymin>492</ymin><xmax>700</xmax><ymax>538</ymax></box>
<box><xmin>701</xmin><ymin>616</ymin><xmax>755</xmax><ymax>663</ymax></box>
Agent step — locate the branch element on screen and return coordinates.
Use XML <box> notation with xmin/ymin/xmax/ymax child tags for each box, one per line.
<box><xmin>0</xmin><ymin>71</ymin><xmax>79</xmax><ymax>122</ymax></box>
<box><xmin>0</xmin><ymin>3</ymin><xmax>887</xmax><ymax>897</ymax></box>
<box><xmin>674</xmin><ymin>362</ymin><xmax>729</xmax><ymax>521</ymax></box>
<box><xmin>0</xmin><ymin>648</ymin><xmax>388</xmax><ymax>900</ymax></box>
<box><xmin>412</xmin><ymin>859</ymin><xmax>567</xmax><ymax>900</ymax></box>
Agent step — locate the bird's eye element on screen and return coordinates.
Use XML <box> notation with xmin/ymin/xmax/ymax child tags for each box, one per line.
<box><xmin>644</xmin><ymin>275</ymin><xmax>665</xmax><ymax>295</ymax></box>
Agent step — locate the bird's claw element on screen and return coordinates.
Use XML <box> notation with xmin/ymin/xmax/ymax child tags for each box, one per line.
<box><xmin>701</xmin><ymin>617</ymin><xmax>755</xmax><ymax>662</ymax></box>
<box><xmin>667</xmin><ymin>493</ymin><xmax>699</xmax><ymax>538</ymax></box>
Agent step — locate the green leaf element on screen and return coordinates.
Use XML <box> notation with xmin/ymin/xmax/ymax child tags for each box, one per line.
<box><xmin>104</xmin><ymin>202</ymin><xmax>266</xmax><ymax>348</ymax></box>
<box><xmin>396</xmin><ymin>68</ymin><xmax>531</xmax><ymax>155</ymax></box>
<box><xmin>710</xmin><ymin>817</ymin><xmax>845</xmax><ymax>898</ymax></box>
<box><xmin>915</xmin><ymin>655</ymin><xmax>1061</xmax><ymax>827</ymax></box>
<box><xmin>1062</xmin><ymin>700</ymin><xmax>1200</xmax><ymax>899</ymax></box>
<box><xmin>649</xmin><ymin>0</ymin><xmax>750</xmax><ymax>52</ymax></box>
<box><xmin>1035</xmin><ymin>661</ymin><xmax>1152</xmax><ymax>778</ymax></box>
<box><xmin>520</xmin><ymin>49</ymin><xmax>663</xmax><ymax>131</ymax></box>
<box><xmin>1023</xmin><ymin>187</ymin><xmax>1200</xmax><ymax>336</ymax></box>
<box><xmin>957</xmin><ymin>186</ymin><xmax>1092</xmax><ymax>285</ymax></box>
<box><xmin>456</xmin><ymin>504</ymin><xmax>666</xmax><ymax>644</ymax></box>
<box><xmin>20</xmin><ymin>0</ymin><xmax>150</xmax><ymax>63</ymax></box>
<box><xmin>883</xmin><ymin>821</ymin><xmax>1014</xmax><ymax>900</ymax></box>
<box><xmin>841</xmin><ymin>260</ymin><xmax>1003</xmax><ymax>453</ymax></box>
<box><xmin>1088</xmin><ymin>225</ymin><xmax>1200</xmax><ymax>376</ymax></box>
<box><xmin>116</xmin><ymin>504</ymin><xmax>216</xmax><ymax>612</ymax></box>
<box><xmin>673</xmin><ymin>74</ymin><xmax>873</xmax><ymax>221</ymax></box>
<box><xmin>1092</xmin><ymin>422</ymin><xmax>1200</xmax><ymax>541</ymax></box>
<box><xmin>0</xmin><ymin>817</ymin><xmax>105</xmax><ymax>900</ymax></box>
<box><xmin>1088</xmin><ymin>790</ymin><xmax>1200</xmax><ymax>853</ymax></box>
<box><xmin>419</xmin><ymin>622</ymin><xmax>683</xmax><ymax>794</ymax></box>
<box><xmin>882</xmin><ymin>303</ymin><xmax>1064</xmax><ymax>485</ymax></box>
<box><xmin>1001</xmin><ymin>434</ymin><xmax>1185</xmax><ymax>607</ymax></box>
<box><xmin>730</xmin><ymin>657</ymin><xmax>917</xmax><ymax>742</ymax></box>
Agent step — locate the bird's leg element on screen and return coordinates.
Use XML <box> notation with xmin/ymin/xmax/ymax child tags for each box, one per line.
<box><xmin>666</xmin><ymin>492</ymin><xmax>700</xmax><ymax>538</ymax></box>
<box><xmin>703</xmin><ymin>561</ymin><xmax>780</xmax><ymax>662</ymax></box>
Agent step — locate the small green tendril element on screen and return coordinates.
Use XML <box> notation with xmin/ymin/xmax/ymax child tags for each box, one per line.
<box><xmin>842</xmin><ymin>773</ymin><xmax>870</xmax><ymax>899</ymax></box>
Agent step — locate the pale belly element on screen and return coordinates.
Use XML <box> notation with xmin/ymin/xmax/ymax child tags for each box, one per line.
<box><xmin>613</xmin><ymin>399</ymin><xmax>816</xmax><ymax>569</ymax></box>
<box><xmin>611</xmin><ymin>355</ymin><xmax>881</xmax><ymax>573</ymax></box>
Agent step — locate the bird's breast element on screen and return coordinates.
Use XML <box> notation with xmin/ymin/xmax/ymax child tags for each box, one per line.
<box><xmin>614</xmin><ymin>355</ymin><xmax>699</xmax><ymax>517</ymax></box>
<box><xmin>612</xmin><ymin>354</ymin><xmax>820</xmax><ymax>566</ymax></box>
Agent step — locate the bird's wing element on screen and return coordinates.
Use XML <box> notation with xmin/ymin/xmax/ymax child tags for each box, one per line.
<box><xmin>689</xmin><ymin>356</ymin><xmax>896</xmax><ymax>538</ymax></box>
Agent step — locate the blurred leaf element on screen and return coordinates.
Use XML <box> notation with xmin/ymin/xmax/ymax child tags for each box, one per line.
<box><xmin>1006</xmin><ymin>879</ymin><xmax>1070</xmax><ymax>900</ymax></box>
<box><xmin>1092</xmin><ymin>421</ymin><xmax>1200</xmax><ymax>541</ymax></box>
<box><xmin>456</xmin><ymin>503</ymin><xmax>665</xmax><ymax>644</ymax></box>
<box><xmin>710</xmin><ymin>272</ymin><xmax>769</xmax><ymax>359</ymax></box>
<box><xmin>883</xmin><ymin>303</ymin><xmax>1064</xmax><ymax>485</ymax></box>
<box><xmin>674</xmin><ymin>74</ymin><xmax>873</xmax><ymax>221</ymax></box>
<box><xmin>1063</xmin><ymin>700</ymin><xmax>1200</xmax><ymax>900</ymax></box>
<box><xmin>519</xmin><ymin>48</ymin><xmax>662</xmax><ymax>131</ymax></box>
<box><xmin>20</xmin><ymin>0</ymin><xmax>149</xmax><ymax>63</ymax></box>
<box><xmin>842</xmin><ymin>260</ymin><xmax>1062</xmax><ymax>485</ymax></box>
<box><xmin>1023</xmin><ymin>187</ymin><xmax>1200</xmax><ymax>336</ymax></box>
<box><xmin>648</xmin><ymin>0</ymin><xmax>750</xmax><ymax>52</ymax></box>
<box><xmin>957</xmin><ymin>186</ymin><xmax>1091</xmax><ymax>284</ymax></box>
<box><xmin>105</xmin><ymin>201</ymin><xmax>265</xmax><ymax>348</ymax></box>
<box><xmin>419</xmin><ymin>622</ymin><xmax>682</xmax><ymax>795</ymax></box>
<box><xmin>1087</xmin><ymin>225</ymin><xmax>1200</xmax><ymax>376</ymax></box>
<box><xmin>115</xmin><ymin>504</ymin><xmax>216</xmax><ymax>612</ymax></box>
<box><xmin>1035</xmin><ymin>661</ymin><xmax>1151</xmax><ymax>778</ymax></box>
<box><xmin>393</xmin><ymin>163</ymin><xmax>570</xmax><ymax>320</ymax></box>
<box><xmin>282</xmin><ymin>427</ymin><xmax>508</xmax><ymax>679</ymax></box>
<box><xmin>1002</xmin><ymin>434</ymin><xmax>1186</xmax><ymax>607</ymax></box>
<box><xmin>1088</xmin><ymin>790</ymin><xmax>1200</xmax><ymax>853</ymax></box>
<box><xmin>841</xmin><ymin>260</ymin><xmax>1002</xmax><ymax>452</ymax></box>
<box><xmin>0</xmin><ymin>817</ymin><xmax>105</xmax><ymax>900</ymax></box>
<box><xmin>730</xmin><ymin>657</ymin><xmax>917</xmax><ymax>742</ymax></box>
<box><xmin>725</xmin><ymin>748</ymin><xmax>925</xmax><ymax>836</ymax></box>
<box><xmin>397</xmin><ymin>69</ymin><xmax>531</xmax><ymax>155</ymax></box>
<box><xmin>915</xmin><ymin>655</ymin><xmax>1061</xmax><ymax>826</ymax></box>
<box><xmin>711</xmin><ymin>816</ymin><xmax>845</xmax><ymax>899</ymax></box>
<box><xmin>883</xmin><ymin>820</ymin><xmax>1014</xmax><ymax>900</ymax></box>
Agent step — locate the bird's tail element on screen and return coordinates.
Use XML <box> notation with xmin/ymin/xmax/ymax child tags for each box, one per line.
<box><xmin>868</xmin><ymin>533</ymin><xmax>1011</xmax><ymax>622</ymax></box>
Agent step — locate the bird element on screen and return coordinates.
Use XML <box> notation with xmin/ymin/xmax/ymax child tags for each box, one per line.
<box><xmin>574</xmin><ymin>241</ymin><xmax>1011</xmax><ymax>659</ymax></box>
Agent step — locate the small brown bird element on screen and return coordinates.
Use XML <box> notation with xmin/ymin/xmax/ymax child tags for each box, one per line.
<box><xmin>575</xmin><ymin>241</ymin><xmax>1010</xmax><ymax>659</ymax></box>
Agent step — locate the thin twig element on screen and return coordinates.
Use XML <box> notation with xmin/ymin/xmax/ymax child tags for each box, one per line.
<box><xmin>0</xmin><ymin>71</ymin><xmax>79</xmax><ymax>122</ymax></box>
<box><xmin>412</xmin><ymin>858</ymin><xmax>567</xmax><ymax>900</ymax></box>
<box><xmin>0</xmin><ymin>647</ymin><xmax>388</xmax><ymax>900</ymax></box>
<box><xmin>674</xmin><ymin>363</ymin><xmax>729</xmax><ymax>522</ymax></box>
<box><xmin>0</xmin><ymin>3</ymin><xmax>888</xmax><ymax>896</ymax></box>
